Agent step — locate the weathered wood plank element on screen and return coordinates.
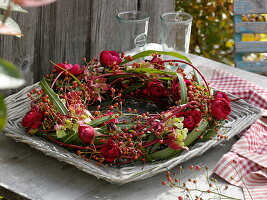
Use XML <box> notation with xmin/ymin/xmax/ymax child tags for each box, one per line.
<box><xmin>236</xmin><ymin>61</ymin><xmax>267</xmax><ymax>72</ymax></box>
<box><xmin>234</xmin><ymin>0</ymin><xmax>267</xmax><ymax>14</ymax></box>
<box><xmin>88</xmin><ymin>0</ymin><xmax>138</xmax><ymax>57</ymax></box>
<box><xmin>1</xmin><ymin>0</ymin><xmax>175</xmax><ymax>96</ymax></box>
<box><xmin>235</xmin><ymin>41</ymin><xmax>267</xmax><ymax>53</ymax></box>
<box><xmin>139</xmin><ymin>0</ymin><xmax>175</xmax><ymax>43</ymax></box>
<box><xmin>234</xmin><ymin>15</ymin><xmax>243</xmax><ymax>65</ymax></box>
<box><xmin>235</xmin><ymin>22</ymin><xmax>267</xmax><ymax>33</ymax></box>
<box><xmin>0</xmin><ymin>7</ymin><xmax>39</xmax><ymax>96</ymax></box>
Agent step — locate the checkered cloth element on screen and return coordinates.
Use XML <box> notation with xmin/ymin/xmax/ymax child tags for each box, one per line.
<box><xmin>208</xmin><ymin>68</ymin><xmax>267</xmax><ymax>200</ymax></box>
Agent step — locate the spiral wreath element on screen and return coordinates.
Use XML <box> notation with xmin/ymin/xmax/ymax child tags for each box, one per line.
<box><xmin>21</xmin><ymin>50</ymin><xmax>231</xmax><ymax>165</ymax></box>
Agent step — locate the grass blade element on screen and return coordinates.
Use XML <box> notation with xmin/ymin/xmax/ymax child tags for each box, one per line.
<box><xmin>39</xmin><ymin>78</ymin><xmax>69</xmax><ymax>115</ymax></box>
<box><xmin>177</xmin><ymin>73</ymin><xmax>188</xmax><ymax>104</ymax></box>
<box><xmin>121</xmin><ymin>50</ymin><xmax>191</xmax><ymax>64</ymax></box>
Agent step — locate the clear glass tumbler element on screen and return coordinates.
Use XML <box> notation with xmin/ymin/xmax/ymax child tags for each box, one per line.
<box><xmin>116</xmin><ymin>11</ymin><xmax>149</xmax><ymax>52</ymax></box>
<box><xmin>160</xmin><ymin>12</ymin><xmax>192</xmax><ymax>53</ymax></box>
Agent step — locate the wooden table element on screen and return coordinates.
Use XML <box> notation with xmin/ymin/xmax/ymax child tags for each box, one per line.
<box><xmin>1</xmin><ymin>46</ymin><xmax>267</xmax><ymax>200</ymax></box>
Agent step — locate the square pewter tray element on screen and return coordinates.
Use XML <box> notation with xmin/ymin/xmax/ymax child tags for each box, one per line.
<box><xmin>4</xmin><ymin>83</ymin><xmax>261</xmax><ymax>184</ymax></box>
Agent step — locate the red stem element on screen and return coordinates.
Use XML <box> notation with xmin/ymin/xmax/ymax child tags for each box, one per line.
<box><xmin>142</xmin><ymin>139</ymin><xmax>160</xmax><ymax>147</ymax></box>
<box><xmin>51</xmin><ymin>71</ymin><xmax>64</xmax><ymax>89</ymax></box>
<box><xmin>137</xmin><ymin>102</ymin><xmax>197</xmax><ymax>132</ymax></box>
<box><xmin>47</xmin><ymin>135</ymin><xmax>94</xmax><ymax>150</ymax></box>
<box><xmin>151</xmin><ymin>59</ymin><xmax>210</xmax><ymax>95</ymax></box>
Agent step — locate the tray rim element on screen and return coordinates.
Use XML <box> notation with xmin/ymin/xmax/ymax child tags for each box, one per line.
<box><xmin>3</xmin><ymin>83</ymin><xmax>262</xmax><ymax>184</ymax></box>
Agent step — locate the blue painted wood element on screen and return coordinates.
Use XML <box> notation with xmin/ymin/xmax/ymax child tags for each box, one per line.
<box><xmin>236</xmin><ymin>61</ymin><xmax>267</xmax><ymax>72</ymax></box>
<box><xmin>235</xmin><ymin>41</ymin><xmax>267</xmax><ymax>53</ymax></box>
<box><xmin>236</xmin><ymin>60</ymin><xmax>267</xmax><ymax>68</ymax></box>
<box><xmin>235</xmin><ymin>22</ymin><xmax>267</xmax><ymax>33</ymax></box>
<box><xmin>234</xmin><ymin>0</ymin><xmax>267</xmax><ymax>72</ymax></box>
<box><xmin>234</xmin><ymin>15</ymin><xmax>243</xmax><ymax>67</ymax></box>
<box><xmin>234</xmin><ymin>0</ymin><xmax>267</xmax><ymax>14</ymax></box>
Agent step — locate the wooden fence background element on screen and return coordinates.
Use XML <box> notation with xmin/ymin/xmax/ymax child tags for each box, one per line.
<box><xmin>0</xmin><ymin>0</ymin><xmax>175</xmax><ymax>96</ymax></box>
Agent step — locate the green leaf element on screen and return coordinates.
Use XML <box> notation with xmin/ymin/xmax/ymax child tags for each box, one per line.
<box><xmin>116</xmin><ymin>123</ymin><xmax>135</xmax><ymax>129</ymax></box>
<box><xmin>177</xmin><ymin>73</ymin><xmax>188</xmax><ymax>104</ymax></box>
<box><xmin>127</xmin><ymin>67</ymin><xmax>176</xmax><ymax>75</ymax></box>
<box><xmin>193</xmin><ymin>69</ymin><xmax>202</xmax><ymax>85</ymax></box>
<box><xmin>62</xmin><ymin>130</ymin><xmax>79</xmax><ymax>144</ymax></box>
<box><xmin>149</xmin><ymin>142</ymin><xmax>161</xmax><ymax>154</ymax></box>
<box><xmin>106</xmin><ymin>74</ymin><xmax>133</xmax><ymax>82</ymax></box>
<box><xmin>201</xmin><ymin>121</ymin><xmax>224</xmax><ymax>141</ymax></box>
<box><xmin>56</xmin><ymin>130</ymin><xmax>67</xmax><ymax>138</ymax></box>
<box><xmin>0</xmin><ymin>0</ymin><xmax>28</xmax><ymax>13</ymax></box>
<box><xmin>0</xmin><ymin>95</ymin><xmax>7</xmax><ymax>130</ymax></box>
<box><xmin>0</xmin><ymin>58</ymin><xmax>25</xmax><ymax>89</ymax></box>
<box><xmin>184</xmin><ymin>118</ymin><xmax>209</xmax><ymax>146</ymax></box>
<box><xmin>121</xmin><ymin>50</ymin><xmax>191</xmax><ymax>64</ymax></box>
<box><xmin>150</xmin><ymin>147</ymin><xmax>179</xmax><ymax>160</ymax></box>
<box><xmin>0</xmin><ymin>14</ymin><xmax>22</xmax><ymax>37</ymax></box>
<box><xmin>89</xmin><ymin>115</ymin><xmax>113</xmax><ymax>127</ymax></box>
<box><xmin>39</xmin><ymin>78</ymin><xmax>69</xmax><ymax>115</ymax></box>
<box><xmin>73</xmin><ymin>123</ymin><xmax>79</xmax><ymax>133</ymax></box>
<box><xmin>146</xmin><ymin>132</ymin><xmax>156</xmax><ymax>153</ymax></box>
<box><xmin>159</xmin><ymin>77</ymin><xmax>172</xmax><ymax>81</ymax></box>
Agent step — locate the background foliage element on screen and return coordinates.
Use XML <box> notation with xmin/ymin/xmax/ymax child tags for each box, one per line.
<box><xmin>176</xmin><ymin>0</ymin><xmax>234</xmax><ymax>65</ymax></box>
<box><xmin>176</xmin><ymin>0</ymin><xmax>267</xmax><ymax>68</ymax></box>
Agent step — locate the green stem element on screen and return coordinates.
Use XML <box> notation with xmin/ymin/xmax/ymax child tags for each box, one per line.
<box><xmin>231</xmin><ymin>165</ymin><xmax>254</xmax><ymax>200</ymax></box>
<box><xmin>172</xmin><ymin>184</ymin><xmax>242</xmax><ymax>200</ymax></box>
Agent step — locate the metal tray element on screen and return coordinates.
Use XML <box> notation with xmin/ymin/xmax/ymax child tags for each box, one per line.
<box><xmin>4</xmin><ymin>83</ymin><xmax>261</xmax><ymax>184</ymax></box>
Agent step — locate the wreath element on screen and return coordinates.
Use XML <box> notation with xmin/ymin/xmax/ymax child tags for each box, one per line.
<box><xmin>21</xmin><ymin>50</ymin><xmax>231</xmax><ymax>165</ymax></box>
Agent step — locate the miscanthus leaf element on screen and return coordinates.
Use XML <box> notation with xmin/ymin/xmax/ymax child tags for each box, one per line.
<box><xmin>56</xmin><ymin>130</ymin><xmax>67</xmax><ymax>138</ymax></box>
<box><xmin>150</xmin><ymin>147</ymin><xmax>178</xmax><ymax>160</ymax></box>
<box><xmin>122</xmin><ymin>50</ymin><xmax>191</xmax><ymax>64</ymax></box>
<box><xmin>62</xmin><ymin>130</ymin><xmax>79</xmax><ymax>144</ymax></box>
<box><xmin>89</xmin><ymin>115</ymin><xmax>113</xmax><ymax>127</ymax></box>
<box><xmin>177</xmin><ymin>73</ymin><xmax>187</xmax><ymax>104</ymax></box>
<box><xmin>184</xmin><ymin>118</ymin><xmax>209</xmax><ymax>146</ymax></box>
<box><xmin>39</xmin><ymin>78</ymin><xmax>69</xmax><ymax>115</ymax></box>
<box><xmin>193</xmin><ymin>69</ymin><xmax>202</xmax><ymax>85</ymax></box>
<box><xmin>127</xmin><ymin>67</ymin><xmax>176</xmax><ymax>75</ymax></box>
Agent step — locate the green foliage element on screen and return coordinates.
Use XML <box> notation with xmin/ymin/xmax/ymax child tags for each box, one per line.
<box><xmin>0</xmin><ymin>58</ymin><xmax>24</xmax><ymax>131</ymax></box>
<box><xmin>176</xmin><ymin>73</ymin><xmax>187</xmax><ymax>104</ymax></box>
<box><xmin>0</xmin><ymin>95</ymin><xmax>7</xmax><ymax>131</ymax></box>
<box><xmin>39</xmin><ymin>78</ymin><xmax>69</xmax><ymax>115</ymax></box>
<box><xmin>0</xmin><ymin>0</ymin><xmax>28</xmax><ymax>13</ymax></box>
<box><xmin>0</xmin><ymin>58</ymin><xmax>21</xmax><ymax>78</ymax></box>
<box><xmin>176</xmin><ymin>0</ymin><xmax>234</xmax><ymax>65</ymax></box>
<box><xmin>121</xmin><ymin>50</ymin><xmax>191</xmax><ymax>64</ymax></box>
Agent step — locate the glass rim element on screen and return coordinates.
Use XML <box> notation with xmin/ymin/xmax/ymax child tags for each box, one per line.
<box><xmin>160</xmin><ymin>11</ymin><xmax>192</xmax><ymax>24</ymax></box>
<box><xmin>116</xmin><ymin>11</ymin><xmax>150</xmax><ymax>22</ymax></box>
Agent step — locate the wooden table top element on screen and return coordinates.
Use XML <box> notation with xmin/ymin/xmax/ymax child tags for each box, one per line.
<box><xmin>1</xmin><ymin>46</ymin><xmax>266</xmax><ymax>200</ymax></box>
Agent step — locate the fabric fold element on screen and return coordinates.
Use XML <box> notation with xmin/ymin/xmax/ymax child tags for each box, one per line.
<box><xmin>207</xmin><ymin>68</ymin><xmax>267</xmax><ymax>200</ymax></box>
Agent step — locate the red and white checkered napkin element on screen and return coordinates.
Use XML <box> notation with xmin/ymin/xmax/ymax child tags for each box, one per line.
<box><xmin>207</xmin><ymin>68</ymin><xmax>267</xmax><ymax>200</ymax></box>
